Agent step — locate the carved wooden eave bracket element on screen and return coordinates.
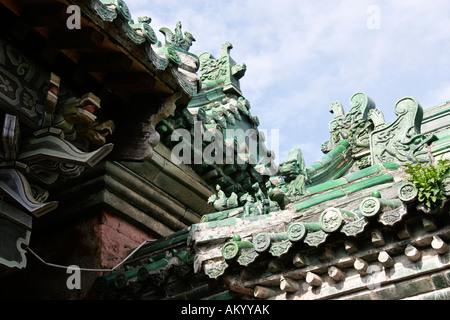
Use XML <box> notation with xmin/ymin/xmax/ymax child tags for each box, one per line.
<box><xmin>0</xmin><ymin>69</ymin><xmax>114</xmax><ymax>269</ymax></box>
<box><xmin>0</xmin><ymin>70</ymin><xmax>114</xmax><ymax>218</ymax></box>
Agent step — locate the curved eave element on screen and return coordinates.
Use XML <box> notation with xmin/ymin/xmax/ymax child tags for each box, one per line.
<box><xmin>5</xmin><ymin>0</ymin><xmax>199</xmax><ymax>104</ymax></box>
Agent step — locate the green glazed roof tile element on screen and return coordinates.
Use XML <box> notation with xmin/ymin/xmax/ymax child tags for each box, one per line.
<box><xmin>382</xmin><ymin>162</ymin><xmax>402</xmax><ymax>170</ymax></box>
<box><xmin>205</xmin><ymin>217</ymin><xmax>238</xmax><ymax>229</ymax></box>
<box><xmin>293</xmin><ymin>189</ymin><xmax>347</xmax><ymax>211</ymax></box>
<box><xmin>318</xmin><ymin>154</ymin><xmax>334</xmax><ymax>166</ymax></box>
<box><xmin>341</xmin><ymin>173</ymin><xmax>394</xmax><ymax>194</ymax></box>
<box><xmin>306</xmin><ymin>178</ymin><xmax>348</xmax><ymax>195</ymax></box>
<box><xmin>309</xmin><ymin>161</ymin><xmax>325</xmax><ymax>171</ymax></box>
<box><xmin>343</xmin><ymin>164</ymin><xmax>384</xmax><ymax>182</ymax></box>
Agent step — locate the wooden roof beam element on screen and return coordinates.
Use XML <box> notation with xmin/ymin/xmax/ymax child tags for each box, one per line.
<box><xmin>78</xmin><ymin>52</ymin><xmax>132</xmax><ymax>72</ymax></box>
<box><xmin>50</xmin><ymin>28</ymin><xmax>104</xmax><ymax>49</ymax></box>
<box><xmin>104</xmin><ymin>72</ymin><xmax>157</xmax><ymax>94</ymax></box>
<box><xmin>20</xmin><ymin>3</ymin><xmax>68</xmax><ymax>28</ymax></box>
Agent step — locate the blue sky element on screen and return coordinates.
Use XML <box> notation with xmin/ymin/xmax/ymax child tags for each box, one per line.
<box><xmin>125</xmin><ymin>0</ymin><xmax>450</xmax><ymax>166</ymax></box>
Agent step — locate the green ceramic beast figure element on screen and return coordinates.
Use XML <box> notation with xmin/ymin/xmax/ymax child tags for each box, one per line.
<box><xmin>267</xmin><ymin>148</ymin><xmax>309</xmax><ymax>208</ymax></box>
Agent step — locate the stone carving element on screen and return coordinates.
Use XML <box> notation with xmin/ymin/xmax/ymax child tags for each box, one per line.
<box><xmin>304</xmin><ymin>230</ymin><xmax>328</xmax><ymax>247</ymax></box>
<box><xmin>369</xmin><ymin>97</ymin><xmax>436</xmax><ymax>165</ymax></box>
<box><xmin>378</xmin><ymin>205</ymin><xmax>407</xmax><ymax>226</ymax></box>
<box><xmin>204</xmin><ymin>259</ymin><xmax>228</xmax><ymax>279</ymax></box>
<box><xmin>268</xmin><ymin>239</ymin><xmax>292</xmax><ymax>257</ymax></box>
<box><xmin>207</xmin><ymin>184</ymin><xmax>238</xmax><ymax>212</ymax></box>
<box><xmin>340</xmin><ymin>217</ymin><xmax>369</xmax><ymax>237</ymax></box>
<box><xmin>114</xmin><ymin>92</ymin><xmax>181</xmax><ymax>161</ymax></box>
<box><xmin>159</xmin><ymin>21</ymin><xmax>196</xmax><ymax>52</ymax></box>
<box><xmin>236</xmin><ymin>248</ymin><xmax>259</xmax><ymax>266</ymax></box>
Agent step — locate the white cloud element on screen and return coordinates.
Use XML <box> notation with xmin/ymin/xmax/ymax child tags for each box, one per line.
<box><xmin>424</xmin><ymin>82</ymin><xmax>450</xmax><ymax>107</ymax></box>
<box><xmin>124</xmin><ymin>0</ymin><xmax>450</xmax><ymax>165</ymax></box>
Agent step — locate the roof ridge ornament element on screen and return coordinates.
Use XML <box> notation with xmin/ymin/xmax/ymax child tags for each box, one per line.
<box><xmin>159</xmin><ymin>21</ymin><xmax>196</xmax><ymax>52</ymax></box>
<box><xmin>129</xmin><ymin>16</ymin><xmax>157</xmax><ymax>45</ymax></box>
<box><xmin>369</xmin><ymin>96</ymin><xmax>436</xmax><ymax>165</ymax></box>
<box><xmin>100</xmin><ymin>0</ymin><xmax>131</xmax><ymax>20</ymax></box>
<box><xmin>198</xmin><ymin>42</ymin><xmax>247</xmax><ymax>95</ymax></box>
<box><xmin>221</xmin><ymin>41</ymin><xmax>233</xmax><ymax>56</ymax></box>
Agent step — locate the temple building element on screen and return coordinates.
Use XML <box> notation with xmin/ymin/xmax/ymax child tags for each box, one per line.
<box><xmin>0</xmin><ymin>0</ymin><xmax>449</xmax><ymax>301</ymax></box>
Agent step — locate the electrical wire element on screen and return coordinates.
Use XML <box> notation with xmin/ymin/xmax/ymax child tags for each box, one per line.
<box><xmin>23</xmin><ymin>239</ymin><xmax>156</xmax><ymax>273</ymax></box>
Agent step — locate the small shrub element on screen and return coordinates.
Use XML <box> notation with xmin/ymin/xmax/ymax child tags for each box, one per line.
<box><xmin>405</xmin><ymin>159</ymin><xmax>450</xmax><ymax>209</ymax></box>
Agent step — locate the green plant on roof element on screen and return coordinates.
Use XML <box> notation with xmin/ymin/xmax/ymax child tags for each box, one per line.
<box><xmin>405</xmin><ymin>158</ymin><xmax>450</xmax><ymax>209</ymax></box>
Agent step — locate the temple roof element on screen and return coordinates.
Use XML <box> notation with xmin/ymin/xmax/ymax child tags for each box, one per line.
<box><xmin>93</xmin><ymin>95</ymin><xmax>450</xmax><ymax>299</ymax></box>
<box><xmin>0</xmin><ymin>0</ymin><xmax>449</xmax><ymax>301</ymax></box>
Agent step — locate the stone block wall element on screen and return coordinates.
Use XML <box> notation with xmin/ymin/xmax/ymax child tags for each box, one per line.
<box><xmin>0</xmin><ymin>209</ymin><xmax>155</xmax><ymax>299</ymax></box>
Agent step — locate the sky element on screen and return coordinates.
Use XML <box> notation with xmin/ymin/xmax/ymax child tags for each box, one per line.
<box><xmin>124</xmin><ymin>0</ymin><xmax>450</xmax><ymax>166</ymax></box>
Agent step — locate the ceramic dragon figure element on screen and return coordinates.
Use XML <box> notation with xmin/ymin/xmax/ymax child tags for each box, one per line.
<box><xmin>59</xmin><ymin>93</ymin><xmax>115</xmax><ymax>146</ymax></box>
<box><xmin>159</xmin><ymin>21</ymin><xmax>196</xmax><ymax>52</ymax></box>
<box><xmin>0</xmin><ymin>72</ymin><xmax>114</xmax><ymax>217</ymax></box>
<box><xmin>207</xmin><ymin>184</ymin><xmax>238</xmax><ymax>212</ymax></box>
<box><xmin>267</xmin><ymin>148</ymin><xmax>309</xmax><ymax>208</ymax></box>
